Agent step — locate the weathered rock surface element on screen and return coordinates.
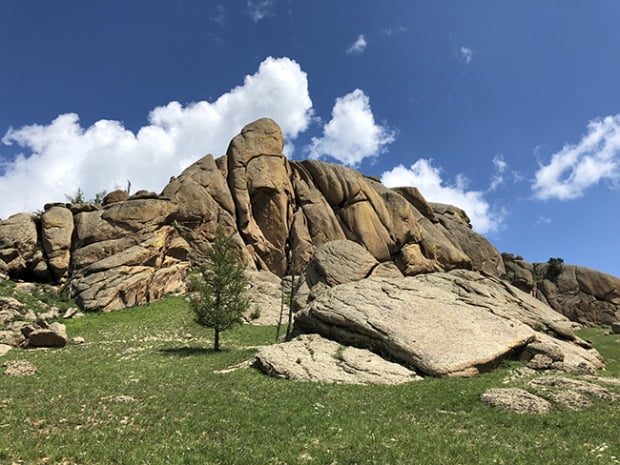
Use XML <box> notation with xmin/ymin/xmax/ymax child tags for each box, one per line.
<box><xmin>487</xmin><ymin>371</ymin><xmax>619</xmax><ymax>412</ymax></box>
<box><xmin>292</xmin><ymin>263</ymin><xmax>603</xmax><ymax>378</ymax></box>
<box><xmin>502</xmin><ymin>255</ymin><xmax>620</xmax><ymax>326</ymax></box>
<box><xmin>305</xmin><ymin>240</ymin><xmax>378</xmax><ymax>287</ymax></box>
<box><xmin>255</xmin><ymin>334</ymin><xmax>422</xmax><ymax>384</ymax></box>
<box><xmin>0</xmin><ymin>213</ymin><xmax>46</xmax><ymax>279</ymax></box>
<box><xmin>244</xmin><ymin>269</ymin><xmax>285</xmax><ymax>325</ymax></box>
<box><xmin>0</xmin><ymin>118</ymin><xmax>513</xmax><ymax>314</ymax></box>
<box><xmin>2</xmin><ymin>359</ymin><xmax>37</xmax><ymax>376</ymax></box>
<box><xmin>528</xmin><ymin>376</ymin><xmax>618</xmax><ymax>402</ymax></box>
<box><xmin>67</xmin><ymin>201</ymin><xmax>190</xmax><ymax>312</ymax></box>
<box><xmin>480</xmin><ymin>388</ymin><xmax>553</xmax><ymax>414</ymax></box>
<box><xmin>40</xmin><ymin>206</ymin><xmax>74</xmax><ymax>279</ymax></box>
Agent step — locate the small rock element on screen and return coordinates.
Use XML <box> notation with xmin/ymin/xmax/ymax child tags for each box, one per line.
<box><xmin>39</xmin><ymin>307</ymin><xmax>60</xmax><ymax>321</ymax></box>
<box><xmin>0</xmin><ymin>344</ymin><xmax>12</xmax><ymax>356</ymax></box>
<box><xmin>70</xmin><ymin>336</ymin><xmax>85</xmax><ymax>345</ymax></box>
<box><xmin>0</xmin><ymin>309</ymin><xmax>18</xmax><ymax>325</ymax></box>
<box><xmin>548</xmin><ymin>320</ymin><xmax>576</xmax><ymax>340</ymax></box>
<box><xmin>502</xmin><ymin>366</ymin><xmax>537</xmax><ymax>384</ymax></box>
<box><xmin>545</xmin><ymin>390</ymin><xmax>593</xmax><ymax>410</ymax></box>
<box><xmin>527</xmin><ymin>354</ymin><xmax>554</xmax><ymax>370</ymax></box>
<box><xmin>62</xmin><ymin>307</ymin><xmax>79</xmax><ymax>319</ymax></box>
<box><xmin>611</xmin><ymin>322</ymin><xmax>620</xmax><ymax>334</ymax></box>
<box><xmin>121</xmin><ymin>347</ymin><xmax>140</xmax><ymax>355</ymax></box>
<box><xmin>550</xmin><ymin>361</ymin><xmax>597</xmax><ymax>376</ymax></box>
<box><xmin>480</xmin><ymin>388</ymin><xmax>553</xmax><ymax>414</ymax></box>
<box><xmin>103</xmin><ymin>395</ymin><xmax>137</xmax><ymax>403</ymax></box>
<box><xmin>2</xmin><ymin>360</ymin><xmax>37</xmax><ymax>376</ymax></box>
<box><xmin>523</xmin><ymin>341</ymin><xmax>564</xmax><ymax>362</ymax></box>
<box><xmin>0</xmin><ymin>296</ymin><xmax>24</xmax><ymax>313</ymax></box>
<box><xmin>0</xmin><ymin>329</ymin><xmax>25</xmax><ymax>347</ymax></box>
<box><xmin>529</xmin><ymin>376</ymin><xmax>617</xmax><ymax>402</ymax></box>
<box><xmin>27</xmin><ymin>322</ymin><xmax>67</xmax><ymax>347</ymax></box>
<box><xmin>13</xmin><ymin>282</ymin><xmax>36</xmax><ymax>295</ymax></box>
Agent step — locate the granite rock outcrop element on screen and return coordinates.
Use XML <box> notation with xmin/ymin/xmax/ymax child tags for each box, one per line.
<box><xmin>0</xmin><ymin>118</ymin><xmax>506</xmax><ymax>313</ymax></box>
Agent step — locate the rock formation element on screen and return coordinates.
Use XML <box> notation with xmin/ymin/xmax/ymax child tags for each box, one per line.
<box><xmin>258</xmin><ymin>240</ymin><xmax>604</xmax><ymax>379</ymax></box>
<box><xmin>502</xmin><ymin>254</ymin><xmax>620</xmax><ymax>326</ymax></box>
<box><xmin>0</xmin><ymin>118</ymin><xmax>618</xmax><ymax>382</ymax></box>
<box><xmin>0</xmin><ymin>118</ymin><xmax>508</xmax><ymax>313</ymax></box>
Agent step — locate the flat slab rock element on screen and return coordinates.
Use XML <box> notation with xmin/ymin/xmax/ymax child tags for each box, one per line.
<box><xmin>255</xmin><ymin>334</ymin><xmax>422</xmax><ymax>385</ymax></box>
<box><xmin>481</xmin><ymin>388</ymin><xmax>553</xmax><ymax>414</ymax></box>
<box><xmin>295</xmin><ymin>273</ymin><xmax>538</xmax><ymax>377</ymax></box>
<box><xmin>482</xmin><ymin>375</ymin><xmax>619</xmax><ymax>413</ymax></box>
<box><xmin>295</xmin><ymin>270</ymin><xmax>603</xmax><ymax>378</ymax></box>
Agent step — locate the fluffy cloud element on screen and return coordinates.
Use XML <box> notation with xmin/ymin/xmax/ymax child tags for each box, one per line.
<box><xmin>307</xmin><ymin>89</ymin><xmax>395</xmax><ymax>166</ymax></box>
<box><xmin>346</xmin><ymin>34</ymin><xmax>367</xmax><ymax>55</ymax></box>
<box><xmin>459</xmin><ymin>46</ymin><xmax>473</xmax><ymax>64</ymax></box>
<box><xmin>532</xmin><ymin>115</ymin><xmax>620</xmax><ymax>200</ymax></box>
<box><xmin>246</xmin><ymin>0</ymin><xmax>276</xmax><ymax>22</ymax></box>
<box><xmin>0</xmin><ymin>56</ymin><xmax>313</xmax><ymax>218</ymax></box>
<box><xmin>381</xmin><ymin>159</ymin><xmax>502</xmax><ymax>234</ymax></box>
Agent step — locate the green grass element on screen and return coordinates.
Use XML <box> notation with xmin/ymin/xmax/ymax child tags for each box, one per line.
<box><xmin>1</xmin><ymin>297</ymin><xmax>619</xmax><ymax>465</ymax></box>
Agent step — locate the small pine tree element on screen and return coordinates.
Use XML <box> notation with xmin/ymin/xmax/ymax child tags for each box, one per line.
<box><xmin>189</xmin><ymin>226</ymin><xmax>249</xmax><ymax>351</ymax></box>
<box><xmin>65</xmin><ymin>187</ymin><xmax>86</xmax><ymax>204</ymax></box>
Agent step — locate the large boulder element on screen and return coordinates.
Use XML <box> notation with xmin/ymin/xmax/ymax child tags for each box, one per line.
<box><xmin>26</xmin><ymin>322</ymin><xmax>67</xmax><ymax>348</ymax></box>
<box><xmin>293</xmin><ymin>269</ymin><xmax>603</xmax><ymax>378</ymax></box>
<box><xmin>244</xmin><ymin>269</ymin><xmax>285</xmax><ymax>325</ymax></box>
<box><xmin>40</xmin><ymin>206</ymin><xmax>74</xmax><ymax>279</ymax></box>
<box><xmin>0</xmin><ymin>213</ymin><xmax>45</xmax><ymax>279</ymax></box>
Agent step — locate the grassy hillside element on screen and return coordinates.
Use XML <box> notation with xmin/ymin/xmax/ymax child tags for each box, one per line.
<box><xmin>1</xmin><ymin>296</ymin><xmax>619</xmax><ymax>465</ymax></box>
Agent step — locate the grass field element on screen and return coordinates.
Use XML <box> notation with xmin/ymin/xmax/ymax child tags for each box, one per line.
<box><xmin>1</xmin><ymin>296</ymin><xmax>619</xmax><ymax>465</ymax></box>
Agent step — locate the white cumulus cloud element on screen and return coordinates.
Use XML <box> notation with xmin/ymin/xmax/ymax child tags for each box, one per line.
<box><xmin>346</xmin><ymin>34</ymin><xmax>367</xmax><ymax>55</ymax></box>
<box><xmin>532</xmin><ymin>115</ymin><xmax>620</xmax><ymax>200</ymax></box>
<box><xmin>0</xmin><ymin>56</ymin><xmax>313</xmax><ymax>218</ymax></box>
<box><xmin>381</xmin><ymin>159</ymin><xmax>502</xmax><ymax>234</ymax></box>
<box><xmin>307</xmin><ymin>89</ymin><xmax>395</xmax><ymax>166</ymax></box>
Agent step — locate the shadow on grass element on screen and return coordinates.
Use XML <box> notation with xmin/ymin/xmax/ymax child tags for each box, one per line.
<box><xmin>159</xmin><ymin>346</ymin><xmax>229</xmax><ymax>357</ymax></box>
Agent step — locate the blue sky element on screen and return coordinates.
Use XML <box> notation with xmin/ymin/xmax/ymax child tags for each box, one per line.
<box><xmin>1</xmin><ymin>0</ymin><xmax>620</xmax><ymax>277</ymax></box>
